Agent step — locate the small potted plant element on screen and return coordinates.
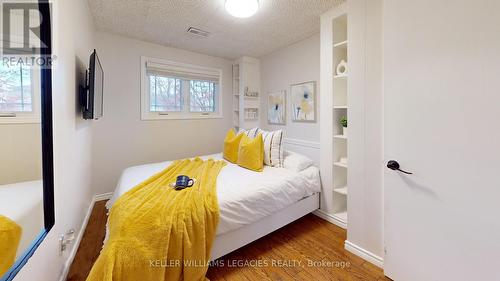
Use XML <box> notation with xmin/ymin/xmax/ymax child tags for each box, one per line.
<box><xmin>340</xmin><ymin>116</ymin><xmax>347</xmax><ymax>136</ymax></box>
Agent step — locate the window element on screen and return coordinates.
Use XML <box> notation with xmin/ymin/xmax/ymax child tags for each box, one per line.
<box><xmin>149</xmin><ymin>75</ymin><xmax>183</xmax><ymax>112</ymax></box>
<box><xmin>141</xmin><ymin>57</ymin><xmax>222</xmax><ymax>120</ymax></box>
<box><xmin>0</xmin><ymin>63</ymin><xmax>40</xmax><ymax>123</ymax></box>
<box><xmin>189</xmin><ymin>80</ymin><xmax>217</xmax><ymax>112</ymax></box>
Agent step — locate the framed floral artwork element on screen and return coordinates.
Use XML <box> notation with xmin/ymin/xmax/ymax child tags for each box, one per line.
<box><xmin>291</xmin><ymin>81</ymin><xmax>316</xmax><ymax>122</ymax></box>
<box><xmin>267</xmin><ymin>90</ymin><xmax>286</xmax><ymax>125</ymax></box>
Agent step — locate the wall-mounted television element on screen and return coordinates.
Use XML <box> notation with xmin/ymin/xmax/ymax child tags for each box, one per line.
<box><xmin>81</xmin><ymin>49</ymin><xmax>104</xmax><ymax>120</ymax></box>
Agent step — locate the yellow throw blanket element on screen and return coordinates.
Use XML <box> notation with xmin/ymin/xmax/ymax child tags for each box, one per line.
<box><xmin>87</xmin><ymin>158</ymin><xmax>226</xmax><ymax>281</ymax></box>
<box><xmin>0</xmin><ymin>214</ymin><xmax>22</xmax><ymax>276</ymax></box>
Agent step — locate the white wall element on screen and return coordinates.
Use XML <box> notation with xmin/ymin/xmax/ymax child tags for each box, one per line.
<box><xmin>14</xmin><ymin>0</ymin><xmax>96</xmax><ymax>279</ymax></box>
<box><xmin>346</xmin><ymin>0</ymin><xmax>384</xmax><ymax>259</ymax></box>
<box><xmin>259</xmin><ymin>34</ymin><xmax>320</xmax><ymax>142</ymax></box>
<box><xmin>91</xmin><ymin>32</ymin><xmax>234</xmax><ymax>195</ymax></box>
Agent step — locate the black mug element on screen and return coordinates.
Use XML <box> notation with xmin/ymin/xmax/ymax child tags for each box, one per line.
<box><xmin>175</xmin><ymin>175</ymin><xmax>194</xmax><ymax>189</ymax></box>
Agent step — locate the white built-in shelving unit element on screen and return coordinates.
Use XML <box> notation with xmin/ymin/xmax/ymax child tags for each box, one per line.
<box><xmin>232</xmin><ymin>64</ymin><xmax>240</xmax><ymax>128</ymax></box>
<box><xmin>232</xmin><ymin>56</ymin><xmax>260</xmax><ymax>130</ymax></box>
<box><xmin>320</xmin><ymin>8</ymin><xmax>349</xmax><ymax>229</ymax></box>
<box><xmin>331</xmin><ymin>14</ymin><xmax>348</xmax><ymax>224</ymax></box>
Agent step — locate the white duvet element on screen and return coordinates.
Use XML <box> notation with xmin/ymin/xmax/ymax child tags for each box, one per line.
<box><xmin>106</xmin><ymin>153</ymin><xmax>320</xmax><ymax>235</ymax></box>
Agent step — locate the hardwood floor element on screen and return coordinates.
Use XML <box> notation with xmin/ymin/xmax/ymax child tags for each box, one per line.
<box><xmin>67</xmin><ymin>201</ymin><xmax>108</xmax><ymax>281</ymax></box>
<box><xmin>67</xmin><ymin>200</ymin><xmax>389</xmax><ymax>281</ymax></box>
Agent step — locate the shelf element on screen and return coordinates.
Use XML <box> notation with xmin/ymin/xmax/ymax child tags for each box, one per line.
<box><xmin>330</xmin><ymin>13</ymin><xmax>348</xmax><ymax>229</ymax></box>
<box><xmin>244</xmin><ymin>108</ymin><xmax>258</xmax><ymax>120</ymax></box>
<box><xmin>244</xmin><ymin>96</ymin><xmax>259</xmax><ymax>100</ymax></box>
<box><xmin>333</xmin><ymin>210</ymin><xmax>348</xmax><ymax>222</ymax></box>
<box><xmin>333</xmin><ymin>162</ymin><xmax>348</xmax><ymax>168</ymax></box>
<box><xmin>334</xmin><ymin>186</ymin><xmax>348</xmax><ymax>195</ymax></box>
<box><xmin>333</xmin><ymin>40</ymin><xmax>348</xmax><ymax>49</ymax></box>
<box><xmin>234</xmin><ymin>94</ymin><xmax>240</xmax><ymax>96</ymax></box>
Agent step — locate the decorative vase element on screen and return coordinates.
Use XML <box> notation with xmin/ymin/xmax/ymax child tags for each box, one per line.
<box><xmin>336</xmin><ymin>60</ymin><xmax>348</xmax><ymax>76</ymax></box>
<box><xmin>343</xmin><ymin>127</ymin><xmax>348</xmax><ymax>136</ymax></box>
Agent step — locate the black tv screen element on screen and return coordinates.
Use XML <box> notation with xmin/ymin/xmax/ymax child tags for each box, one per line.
<box><xmin>83</xmin><ymin>49</ymin><xmax>104</xmax><ymax>120</ymax></box>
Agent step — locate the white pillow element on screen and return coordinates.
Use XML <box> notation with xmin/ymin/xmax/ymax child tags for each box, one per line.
<box><xmin>283</xmin><ymin>150</ymin><xmax>315</xmax><ymax>172</ymax></box>
<box><xmin>260</xmin><ymin>129</ymin><xmax>284</xmax><ymax>167</ymax></box>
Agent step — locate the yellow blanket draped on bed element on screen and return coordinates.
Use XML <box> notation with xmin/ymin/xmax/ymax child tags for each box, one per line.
<box><xmin>0</xmin><ymin>214</ymin><xmax>22</xmax><ymax>276</ymax></box>
<box><xmin>87</xmin><ymin>158</ymin><xmax>226</xmax><ymax>281</ymax></box>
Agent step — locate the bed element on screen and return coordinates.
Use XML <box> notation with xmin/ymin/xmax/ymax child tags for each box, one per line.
<box><xmin>105</xmin><ymin>152</ymin><xmax>320</xmax><ymax>260</ymax></box>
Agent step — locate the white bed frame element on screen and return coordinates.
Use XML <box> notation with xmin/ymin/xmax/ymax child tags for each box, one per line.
<box><xmin>210</xmin><ymin>138</ymin><xmax>322</xmax><ymax>260</ymax></box>
<box><xmin>210</xmin><ymin>192</ymin><xmax>319</xmax><ymax>260</ymax></box>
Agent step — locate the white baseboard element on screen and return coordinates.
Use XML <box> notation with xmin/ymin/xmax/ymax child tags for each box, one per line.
<box><xmin>313</xmin><ymin>209</ymin><xmax>347</xmax><ymax>229</ymax></box>
<box><xmin>344</xmin><ymin>240</ymin><xmax>384</xmax><ymax>268</ymax></box>
<box><xmin>313</xmin><ymin>210</ymin><xmax>383</xmax><ymax>268</ymax></box>
<box><xmin>58</xmin><ymin>192</ymin><xmax>112</xmax><ymax>281</ymax></box>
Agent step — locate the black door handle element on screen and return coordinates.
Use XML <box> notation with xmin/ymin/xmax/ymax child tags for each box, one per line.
<box><xmin>387</xmin><ymin>160</ymin><xmax>413</xmax><ymax>174</ymax></box>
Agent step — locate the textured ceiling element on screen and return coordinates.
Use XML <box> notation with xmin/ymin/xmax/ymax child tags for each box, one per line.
<box><xmin>87</xmin><ymin>0</ymin><xmax>343</xmax><ymax>60</ymax></box>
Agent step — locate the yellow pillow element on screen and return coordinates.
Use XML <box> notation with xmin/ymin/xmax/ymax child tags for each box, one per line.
<box><xmin>237</xmin><ymin>133</ymin><xmax>264</xmax><ymax>172</ymax></box>
<box><xmin>223</xmin><ymin>129</ymin><xmax>243</xmax><ymax>163</ymax></box>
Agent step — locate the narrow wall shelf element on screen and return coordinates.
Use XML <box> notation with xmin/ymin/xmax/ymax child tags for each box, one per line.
<box><xmin>334</xmin><ymin>74</ymin><xmax>348</xmax><ymax>79</ymax></box>
<box><xmin>334</xmin><ymin>105</ymin><xmax>348</xmax><ymax>109</ymax></box>
<box><xmin>333</xmin><ymin>40</ymin><xmax>348</xmax><ymax>49</ymax></box>
<box><xmin>334</xmin><ymin>186</ymin><xmax>348</xmax><ymax>195</ymax></box>
<box><xmin>334</xmin><ymin>134</ymin><xmax>347</xmax><ymax>140</ymax></box>
<box><xmin>334</xmin><ymin>162</ymin><xmax>348</xmax><ymax>168</ymax></box>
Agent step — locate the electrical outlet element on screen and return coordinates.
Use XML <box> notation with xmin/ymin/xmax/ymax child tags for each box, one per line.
<box><xmin>59</xmin><ymin>229</ymin><xmax>76</xmax><ymax>254</ymax></box>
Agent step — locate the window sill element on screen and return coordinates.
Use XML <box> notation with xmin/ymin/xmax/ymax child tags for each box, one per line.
<box><xmin>0</xmin><ymin>117</ymin><xmax>41</xmax><ymax>124</ymax></box>
<box><xmin>141</xmin><ymin>113</ymin><xmax>224</xmax><ymax>121</ymax></box>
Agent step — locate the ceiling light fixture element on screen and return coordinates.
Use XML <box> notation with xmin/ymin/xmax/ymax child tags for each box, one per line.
<box><xmin>225</xmin><ymin>0</ymin><xmax>259</xmax><ymax>18</ymax></box>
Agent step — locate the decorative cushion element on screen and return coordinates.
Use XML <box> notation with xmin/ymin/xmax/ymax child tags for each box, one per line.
<box><xmin>237</xmin><ymin>133</ymin><xmax>264</xmax><ymax>172</ymax></box>
<box><xmin>223</xmin><ymin>128</ymin><xmax>243</xmax><ymax>163</ymax></box>
<box><xmin>238</xmin><ymin>127</ymin><xmax>261</xmax><ymax>139</ymax></box>
<box><xmin>260</xmin><ymin>129</ymin><xmax>284</xmax><ymax>167</ymax></box>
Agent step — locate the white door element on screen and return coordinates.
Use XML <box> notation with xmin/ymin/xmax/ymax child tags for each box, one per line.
<box><xmin>384</xmin><ymin>1</ymin><xmax>500</xmax><ymax>280</ymax></box>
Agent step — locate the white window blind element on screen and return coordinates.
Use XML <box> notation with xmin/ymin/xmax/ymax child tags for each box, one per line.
<box><xmin>146</xmin><ymin>61</ymin><xmax>220</xmax><ymax>82</ymax></box>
